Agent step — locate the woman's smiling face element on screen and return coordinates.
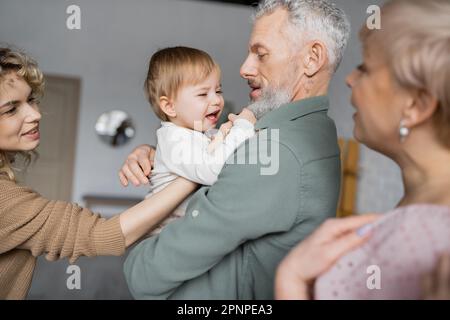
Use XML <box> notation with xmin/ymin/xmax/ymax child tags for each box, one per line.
<box><xmin>0</xmin><ymin>72</ymin><xmax>42</xmax><ymax>152</ymax></box>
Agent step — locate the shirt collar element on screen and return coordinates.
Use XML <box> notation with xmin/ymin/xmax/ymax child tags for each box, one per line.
<box><xmin>255</xmin><ymin>95</ymin><xmax>330</xmax><ymax>130</ymax></box>
<box><xmin>160</xmin><ymin>121</ymin><xmax>177</xmax><ymax>128</ymax></box>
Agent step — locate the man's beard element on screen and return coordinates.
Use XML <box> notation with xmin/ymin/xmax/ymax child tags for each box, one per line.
<box><xmin>247</xmin><ymin>86</ymin><xmax>292</xmax><ymax>120</ymax></box>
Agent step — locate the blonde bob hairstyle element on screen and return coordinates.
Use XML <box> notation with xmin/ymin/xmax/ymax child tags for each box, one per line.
<box><xmin>360</xmin><ymin>0</ymin><xmax>450</xmax><ymax>148</ymax></box>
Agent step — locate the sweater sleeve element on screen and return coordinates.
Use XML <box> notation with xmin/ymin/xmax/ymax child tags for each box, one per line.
<box><xmin>0</xmin><ymin>176</ymin><xmax>126</xmax><ymax>264</ymax></box>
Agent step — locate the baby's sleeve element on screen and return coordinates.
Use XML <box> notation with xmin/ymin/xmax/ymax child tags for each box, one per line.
<box><xmin>158</xmin><ymin>121</ymin><xmax>255</xmax><ymax>186</ymax></box>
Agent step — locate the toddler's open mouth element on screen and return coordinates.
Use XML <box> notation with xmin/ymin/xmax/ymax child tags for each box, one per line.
<box><xmin>205</xmin><ymin>110</ymin><xmax>220</xmax><ymax>124</ymax></box>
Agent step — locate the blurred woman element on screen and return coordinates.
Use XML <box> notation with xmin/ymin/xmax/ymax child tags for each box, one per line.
<box><xmin>275</xmin><ymin>0</ymin><xmax>450</xmax><ymax>299</ymax></box>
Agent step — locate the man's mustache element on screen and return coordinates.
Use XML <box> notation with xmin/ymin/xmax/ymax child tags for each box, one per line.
<box><xmin>247</xmin><ymin>80</ymin><xmax>261</xmax><ymax>88</ymax></box>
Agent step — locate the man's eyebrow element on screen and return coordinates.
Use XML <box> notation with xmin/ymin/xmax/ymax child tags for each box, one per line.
<box><xmin>250</xmin><ymin>43</ymin><xmax>269</xmax><ymax>52</ymax></box>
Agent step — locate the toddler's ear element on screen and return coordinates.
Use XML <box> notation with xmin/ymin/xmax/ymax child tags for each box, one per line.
<box><xmin>159</xmin><ymin>96</ymin><xmax>177</xmax><ymax>118</ymax></box>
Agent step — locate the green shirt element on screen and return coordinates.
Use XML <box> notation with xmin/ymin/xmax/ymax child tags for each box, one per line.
<box><xmin>124</xmin><ymin>96</ymin><xmax>341</xmax><ymax>299</ymax></box>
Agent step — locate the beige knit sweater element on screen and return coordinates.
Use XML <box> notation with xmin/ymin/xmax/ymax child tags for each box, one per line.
<box><xmin>0</xmin><ymin>174</ymin><xmax>126</xmax><ymax>299</ymax></box>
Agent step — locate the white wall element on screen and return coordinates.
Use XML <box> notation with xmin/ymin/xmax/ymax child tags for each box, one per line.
<box><xmin>0</xmin><ymin>0</ymin><xmax>402</xmax><ymax>215</ymax></box>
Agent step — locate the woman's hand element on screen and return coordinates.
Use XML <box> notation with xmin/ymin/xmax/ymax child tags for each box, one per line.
<box><xmin>119</xmin><ymin>144</ymin><xmax>155</xmax><ymax>187</ymax></box>
<box><xmin>275</xmin><ymin>214</ymin><xmax>380</xmax><ymax>300</ymax></box>
<box><xmin>423</xmin><ymin>254</ymin><xmax>450</xmax><ymax>300</ymax></box>
<box><xmin>119</xmin><ymin>177</ymin><xmax>198</xmax><ymax>247</ymax></box>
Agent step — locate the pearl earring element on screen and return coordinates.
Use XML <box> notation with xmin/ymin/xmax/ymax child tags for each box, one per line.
<box><xmin>399</xmin><ymin>120</ymin><xmax>410</xmax><ymax>142</ymax></box>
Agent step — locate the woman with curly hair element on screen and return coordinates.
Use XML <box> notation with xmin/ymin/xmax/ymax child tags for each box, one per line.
<box><xmin>0</xmin><ymin>47</ymin><xmax>197</xmax><ymax>299</ymax></box>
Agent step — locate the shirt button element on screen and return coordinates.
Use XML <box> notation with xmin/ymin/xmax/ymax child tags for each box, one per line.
<box><xmin>192</xmin><ymin>210</ymin><xmax>199</xmax><ymax>218</ymax></box>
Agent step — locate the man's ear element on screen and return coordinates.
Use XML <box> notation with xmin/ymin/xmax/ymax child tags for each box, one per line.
<box><xmin>159</xmin><ymin>96</ymin><xmax>177</xmax><ymax>118</ymax></box>
<box><xmin>303</xmin><ymin>41</ymin><xmax>328</xmax><ymax>77</ymax></box>
<box><xmin>401</xmin><ymin>90</ymin><xmax>439</xmax><ymax>128</ymax></box>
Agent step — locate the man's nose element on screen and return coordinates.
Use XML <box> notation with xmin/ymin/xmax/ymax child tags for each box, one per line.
<box><xmin>240</xmin><ymin>55</ymin><xmax>256</xmax><ymax>80</ymax></box>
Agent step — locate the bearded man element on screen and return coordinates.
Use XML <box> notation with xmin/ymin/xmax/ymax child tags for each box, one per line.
<box><xmin>122</xmin><ymin>0</ymin><xmax>350</xmax><ymax>299</ymax></box>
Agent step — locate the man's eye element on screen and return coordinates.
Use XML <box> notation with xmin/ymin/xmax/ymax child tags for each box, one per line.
<box><xmin>216</xmin><ymin>90</ymin><xmax>223</xmax><ymax>94</ymax></box>
<box><xmin>198</xmin><ymin>93</ymin><xmax>208</xmax><ymax>97</ymax></box>
<box><xmin>257</xmin><ymin>53</ymin><xmax>268</xmax><ymax>60</ymax></box>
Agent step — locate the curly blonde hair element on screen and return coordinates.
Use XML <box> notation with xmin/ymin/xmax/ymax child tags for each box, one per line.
<box><xmin>0</xmin><ymin>47</ymin><xmax>44</xmax><ymax>180</ymax></box>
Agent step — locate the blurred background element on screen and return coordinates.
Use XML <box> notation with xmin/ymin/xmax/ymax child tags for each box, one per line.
<box><xmin>0</xmin><ymin>0</ymin><xmax>399</xmax><ymax>299</ymax></box>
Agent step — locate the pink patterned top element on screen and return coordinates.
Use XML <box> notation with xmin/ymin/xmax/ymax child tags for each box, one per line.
<box><xmin>315</xmin><ymin>204</ymin><xmax>450</xmax><ymax>300</ymax></box>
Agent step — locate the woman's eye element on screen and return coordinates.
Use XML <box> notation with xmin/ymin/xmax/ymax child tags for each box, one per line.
<box><xmin>198</xmin><ymin>93</ymin><xmax>207</xmax><ymax>97</ymax></box>
<box><xmin>28</xmin><ymin>97</ymin><xmax>40</xmax><ymax>105</ymax></box>
<box><xmin>357</xmin><ymin>64</ymin><xmax>367</xmax><ymax>73</ymax></box>
<box><xmin>4</xmin><ymin>106</ymin><xmax>17</xmax><ymax>115</ymax></box>
<box><xmin>216</xmin><ymin>90</ymin><xmax>223</xmax><ymax>94</ymax></box>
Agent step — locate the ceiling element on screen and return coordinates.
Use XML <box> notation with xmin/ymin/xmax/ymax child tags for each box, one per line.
<box><xmin>196</xmin><ymin>0</ymin><xmax>259</xmax><ymax>6</ymax></box>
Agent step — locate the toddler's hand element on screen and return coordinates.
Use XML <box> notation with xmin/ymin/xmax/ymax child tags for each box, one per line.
<box><xmin>228</xmin><ymin>108</ymin><xmax>256</xmax><ymax>125</ymax></box>
<box><xmin>218</xmin><ymin>121</ymin><xmax>233</xmax><ymax>138</ymax></box>
<box><xmin>207</xmin><ymin>121</ymin><xmax>232</xmax><ymax>154</ymax></box>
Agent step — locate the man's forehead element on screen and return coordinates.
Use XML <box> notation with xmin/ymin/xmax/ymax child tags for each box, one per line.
<box><xmin>249</xmin><ymin>21</ymin><xmax>282</xmax><ymax>45</ymax></box>
<box><xmin>249</xmin><ymin>9</ymin><xmax>289</xmax><ymax>47</ymax></box>
<box><xmin>254</xmin><ymin>6</ymin><xmax>289</xmax><ymax>26</ymax></box>
<box><xmin>249</xmin><ymin>27</ymin><xmax>288</xmax><ymax>52</ymax></box>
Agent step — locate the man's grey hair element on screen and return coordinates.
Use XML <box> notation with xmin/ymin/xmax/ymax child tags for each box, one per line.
<box><xmin>253</xmin><ymin>0</ymin><xmax>351</xmax><ymax>72</ymax></box>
